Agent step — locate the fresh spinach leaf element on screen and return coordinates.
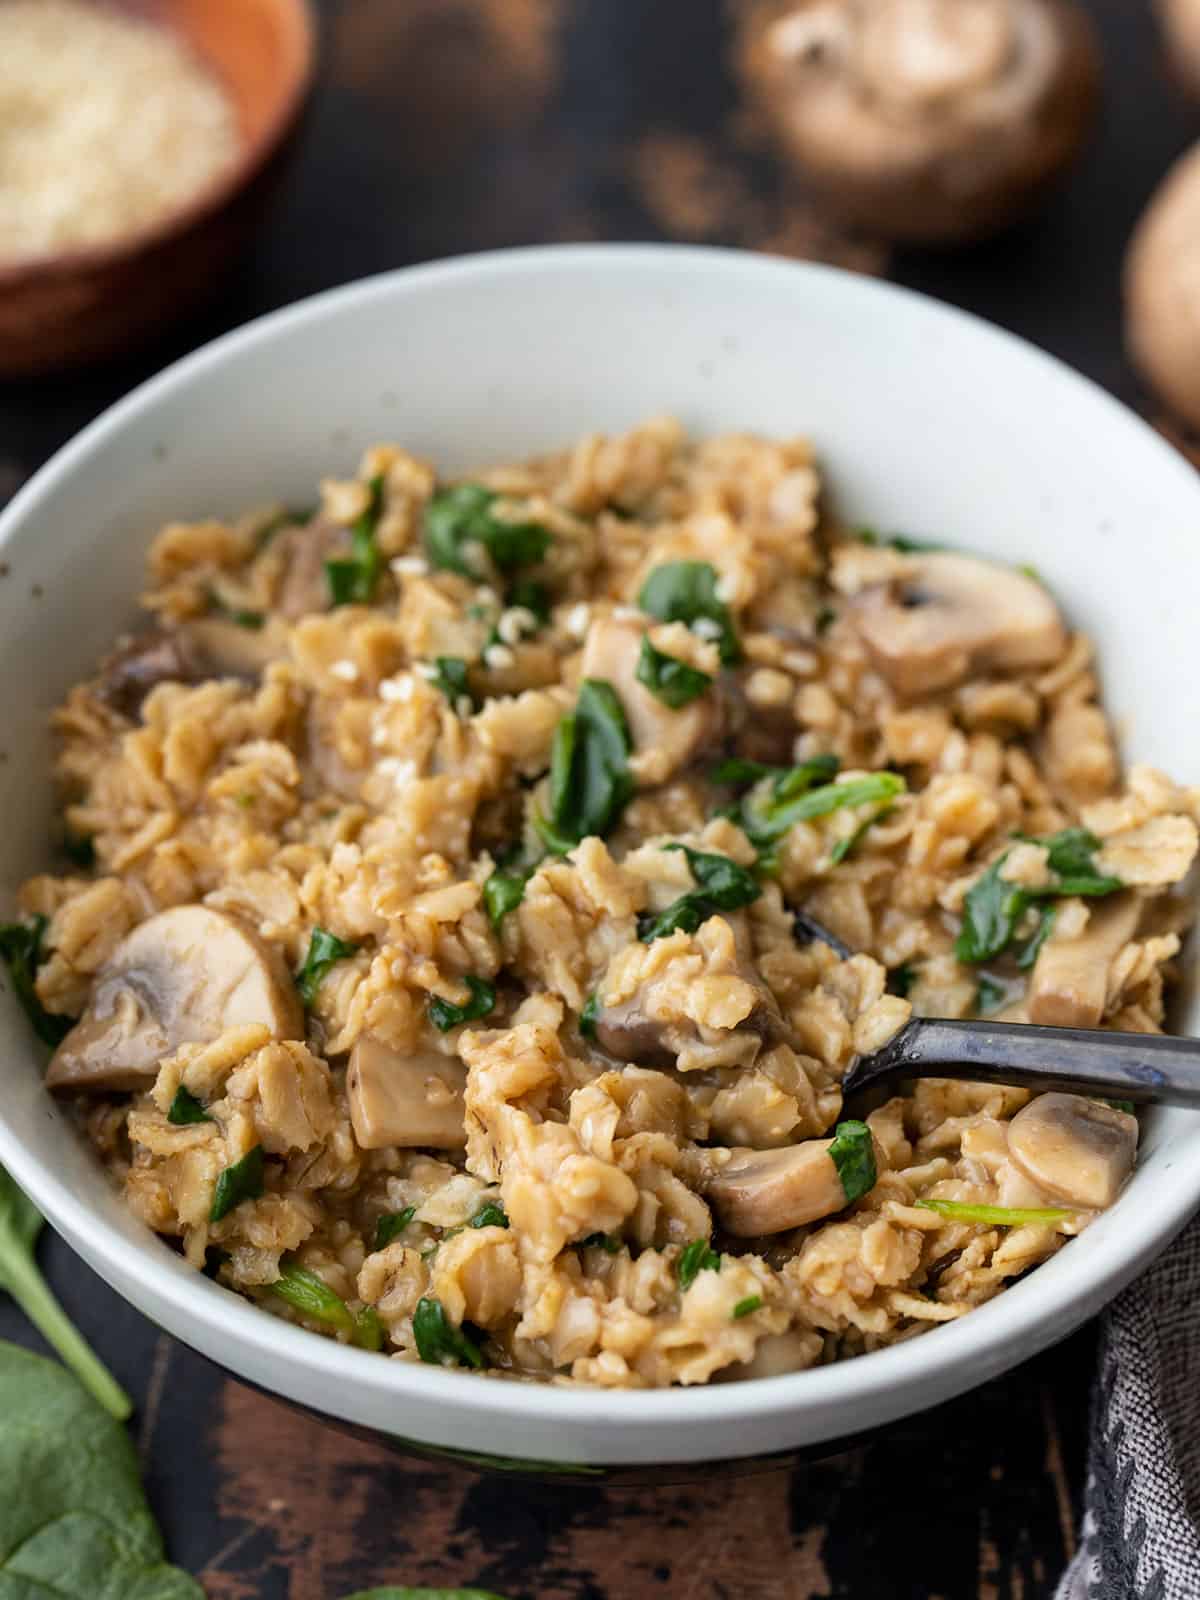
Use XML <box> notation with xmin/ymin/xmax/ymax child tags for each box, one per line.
<box><xmin>0</xmin><ymin>916</ymin><xmax>74</xmax><ymax>1047</ymax></box>
<box><xmin>166</xmin><ymin>1087</ymin><xmax>211</xmax><ymax>1126</ymax></box>
<box><xmin>375</xmin><ymin>1207</ymin><xmax>417</xmax><ymax>1250</ymax></box>
<box><xmin>296</xmin><ymin>927</ymin><xmax>360</xmax><ymax>1006</ymax></box>
<box><xmin>506</xmin><ymin>578</ymin><xmax>551</xmax><ymax>623</ymax></box>
<box><xmin>483</xmin><ymin>866</ymin><xmax>530</xmax><ymax>928</ymax></box>
<box><xmin>326</xmin><ymin>473</ymin><xmax>386</xmax><ymax>607</ymax></box>
<box><xmin>428</xmin><ymin>976</ymin><xmax>496</xmax><ymax>1032</ymax></box>
<box><xmin>0</xmin><ymin>1168</ymin><xmax>130</xmax><ymax>1420</ymax></box>
<box><xmin>0</xmin><ymin>1339</ymin><xmax>200</xmax><ymax>1595</ymax></box>
<box><xmin>828</xmin><ymin>1120</ymin><xmax>876</xmax><ymax>1204</ymax></box>
<box><xmin>209</xmin><ymin>1145</ymin><xmax>264</xmax><ymax>1223</ymax></box>
<box><xmin>638</xmin><ymin>560</ymin><xmax>740</xmax><ymax>665</ymax></box>
<box><xmin>412</xmin><ymin>1296</ymin><xmax>484</xmax><ymax>1369</ymax></box>
<box><xmin>637</xmin><ymin>845</ymin><xmax>761</xmax><ymax>943</ymax></box>
<box><xmin>634</xmin><ymin>636</ymin><xmax>712</xmax><ymax>708</ymax></box>
<box><xmin>355</xmin><ymin>1307</ymin><xmax>386</xmax><ymax>1352</ymax></box>
<box><xmin>741</xmin><ymin>772</ymin><xmax>906</xmax><ymax>848</ymax></box>
<box><xmin>955</xmin><ymin>828</ymin><xmax>1121</xmax><ymax>965</ymax></box>
<box><xmin>271</xmin><ymin>1260</ymin><xmax>354</xmax><ymax>1337</ymax></box>
<box><xmin>547</xmin><ymin>678</ymin><xmax>634</xmax><ymax>845</ymax></box>
<box><xmin>425</xmin><ymin>484</ymin><xmax>550</xmax><ymax>578</ymax></box>
<box><xmin>915</xmin><ymin>1199</ymin><xmax>1071</xmax><ymax>1226</ymax></box>
<box><xmin>676</xmin><ymin>1239</ymin><xmax>720</xmax><ymax>1290</ymax></box>
<box><xmin>830</xmin><ymin>807</ymin><xmax>892</xmax><ymax>865</ymax></box>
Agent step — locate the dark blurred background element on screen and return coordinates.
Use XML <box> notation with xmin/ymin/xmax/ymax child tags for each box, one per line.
<box><xmin>1</xmin><ymin>3</ymin><xmax>1197</xmax><ymax>1597</ymax></box>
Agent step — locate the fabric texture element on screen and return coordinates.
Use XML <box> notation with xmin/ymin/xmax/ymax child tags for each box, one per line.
<box><xmin>1058</xmin><ymin>1209</ymin><xmax>1200</xmax><ymax>1600</ymax></box>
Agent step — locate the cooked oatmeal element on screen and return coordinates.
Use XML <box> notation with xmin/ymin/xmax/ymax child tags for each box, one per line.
<box><xmin>6</xmin><ymin>418</ymin><xmax>1196</xmax><ymax>1387</ymax></box>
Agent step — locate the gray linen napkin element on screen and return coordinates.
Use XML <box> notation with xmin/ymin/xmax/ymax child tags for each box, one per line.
<box><xmin>1057</xmin><ymin>1209</ymin><xmax>1200</xmax><ymax>1599</ymax></box>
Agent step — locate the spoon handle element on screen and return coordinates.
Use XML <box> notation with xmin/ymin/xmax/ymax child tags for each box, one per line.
<box><xmin>847</xmin><ymin>1017</ymin><xmax>1200</xmax><ymax>1108</ymax></box>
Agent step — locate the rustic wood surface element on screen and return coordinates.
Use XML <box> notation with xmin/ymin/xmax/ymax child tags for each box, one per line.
<box><xmin>0</xmin><ymin>2</ymin><xmax>1196</xmax><ymax>1596</ymax></box>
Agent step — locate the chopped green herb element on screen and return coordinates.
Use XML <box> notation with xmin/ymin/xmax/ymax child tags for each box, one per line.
<box><xmin>430</xmin><ymin>655</ymin><xmax>476</xmax><ymax>713</ymax></box>
<box><xmin>547</xmin><ymin>678</ymin><xmax>634</xmax><ymax>845</ymax></box>
<box><xmin>425</xmin><ymin>484</ymin><xmax>551</xmax><ymax>578</ymax></box>
<box><xmin>0</xmin><ymin>1166</ymin><xmax>131</xmax><ymax>1419</ymax></box>
<box><xmin>325</xmin><ymin>473</ymin><xmax>386</xmax><ymax>607</ymax></box>
<box><xmin>0</xmin><ymin>917</ymin><xmax>74</xmax><ymax>1047</ymax></box>
<box><xmin>428</xmin><ymin>975</ymin><xmax>496</xmax><ymax>1032</ymax></box>
<box><xmin>374</xmin><ymin>1207</ymin><xmax>417</xmax><ymax>1250</ymax></box>
<box><xmin>830</xmin><ymin>806</ymin><xmax>892</xmax><ymax>865</ymax></box>
<box><xmin>888</xmin><ymin>962</ymin><xmax>917</xmax><ymax>998</ymax></box>
<box><xmin>470</xmin><ymin>1202</ymin><xmax>510</xmax><ymax>1230</ymax></box>
<box><xmin>355</xmin><ymin>1306</ymin><xmax>385</xmax><ymax>1352</ymax></box>
<box><xmin>271</xmin><ymin>1261</ymin><xmax>355</xmax><ymax>1337</ymax></box>
<box><xmin>955</xmin><ymin>828</ymin><xmax>1121</xmax><ymax>966</ymax></box>
<box><xmin>638</xmin><ymin>845</ymin><xmax>761</xmax><ymax>943</ymax></box>
<box><xmin>828</xmin><ymin>1120</ymin><xmax>877</xmax><ymax>1205</ymax></box>
<box><xmin>677</xmin><ymin>1239</ymin><xmax>720</xmax><ymax>1290</ymax></box>
<box><xmin>63</xmin><ymin>832</ymin><xmax>95</xmax><ymax>867</ymax></box>
<box><xmin>296</xmin><ymin>927</ymin><xmax>360</xmax><ymax>1006</ymax></box>
<box><xmin>209</xmin><ymin>1145</ymin><xmax>265</xmax><ymax>1223</ymax></box>
<box><xmin>638</xmin><ymin>560</ymin><xmax>740</xmax><ymax>665</ymax></box>
<box><xmin>711</xmin><ymin>756</ymin><xmax>778</xmax><ymax>787</ymax></box>
<box><xmin>167</xmin><ymin>1087</ymin><xmax>212</xmax><ymax>1126</ymax></box>
<box><xmin>975</xmin><ymin>975</ymin><xmax>1007</xmax><ymax>1015</ymax></box>
<box><xmin>731</xmin><ymin>1295</ymin><xmax>763</xmax><ymax>1320</ymax></box>
<box><xmin>915</xmin><ymin>1199</ymin><xmax>1072</xmax><ymax>1227</ymax></box>
<box><xmin>577</xmin><ymin>1232</ymin><xmax>621</xmax><ymax>1254</ymax></box>
<box><xmin>741</xmin><ymin>772</ymin><xmax>906</xmax><ymax>849</ymax></box>
<box><xmin>483</xmin><ymin>866</ymin><xmax>530</xmax><ymax>928</ymax></box>
<box><xmin>579</xmin><ymin>991</ymin><xmax>600</xmax><ymax>1038</ymax></box>
<box><xmin>634</xmin><ymin>636</ymin><xmax>712</xmax><ymax>708</ymax></box>
<box><xmin>412</xmin><ymin>1296</ymin><xmax>484</xmax><ymax>1369</ymax></box>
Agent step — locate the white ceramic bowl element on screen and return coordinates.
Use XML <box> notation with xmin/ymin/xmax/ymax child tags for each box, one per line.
<box><xmin>1</xmin><ymin>245</ymin><xmax>1198</xmax><ymax>1470</ymax></box>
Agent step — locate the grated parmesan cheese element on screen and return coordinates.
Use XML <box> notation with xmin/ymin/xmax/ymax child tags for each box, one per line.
<box><xmin>0</xmin><ymin>0</ymin><xmax>242</xmax><ymax>264</ymax></box>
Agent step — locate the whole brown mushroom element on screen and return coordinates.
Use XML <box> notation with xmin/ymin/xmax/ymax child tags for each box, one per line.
<box><xmin>1126</xmin><ymin>143</ymin><xmax>1200</xmax><ymax>431</ymax></box>
<box><xmin>735</xmin><ymin>0</ymin><xmax>1100</xmax><ymax>243</ymax></box>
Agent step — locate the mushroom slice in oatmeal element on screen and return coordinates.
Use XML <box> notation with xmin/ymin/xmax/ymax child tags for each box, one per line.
<box><xmin>4</xmin><ymin>419</ymin><xmax>1195</xmax><ymax>1388</ymax></box>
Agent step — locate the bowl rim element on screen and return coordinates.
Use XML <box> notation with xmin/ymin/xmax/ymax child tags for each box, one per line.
<box><xmin>3</xmin><ymin>241</ymin><xmax>1200</xmax><ymax>1439</ymax></box>
<box><xmin>0</xmin><ymin>0</ymin><xmax>317</xmax><ymax>288</ymax></box>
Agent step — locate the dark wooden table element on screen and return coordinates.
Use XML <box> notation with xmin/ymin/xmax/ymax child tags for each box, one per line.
<box><xmin>1</xmin><ymin>3</ymin><xmax>1195</xmax><ymax>1595</ymax></box>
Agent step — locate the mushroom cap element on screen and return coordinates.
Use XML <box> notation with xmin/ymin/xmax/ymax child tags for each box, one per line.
<box><xmin>706</xmin><ymin>1137</ymin><xmax>853</xmax><ymax>1235</ymax></box>
<box><xmin>1027</xmin><ymin>892</ymin><xmax>1142</xmax><ymax>1029</ymax></box>
<box><xmin>1006</xmin><ymin>1092</ymin><xmax>1138</xmax><ymax>1209</ymax></box>
<box><xmin>846</xmin><ymin>550</ymin><xmax>1067</xmax><ymax>697</ymax></box>
<box><xmin>46</xmin><ymin>905</ymin><xmax>303</xmax><ymax>1093</ymax></box>
<box><xmin>347</xmin><ymin>1036</ymin><xmax>468</xmax><ymax>1149</ymax></box>
<box><xmin>1126</xmin><ymin>141</ymin><xmax>1200</xmax><ymax>432</ymax></box>
<box><xmin>736</xmin><ymin>0</ymin><xmax>1099</xmax><ymax>243</ymax></box>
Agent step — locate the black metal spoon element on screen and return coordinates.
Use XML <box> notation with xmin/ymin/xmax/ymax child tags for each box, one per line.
<box><xmin>793</xmin><ymin>911</ymin><xmax>1200</xmax><ymax>1109</ymax></box>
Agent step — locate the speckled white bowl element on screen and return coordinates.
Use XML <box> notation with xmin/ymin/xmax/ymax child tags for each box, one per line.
<box><xmin>1</xmin><ymin>245</ymin><xmax>1197</xmax><ymax>1469</ymax></box>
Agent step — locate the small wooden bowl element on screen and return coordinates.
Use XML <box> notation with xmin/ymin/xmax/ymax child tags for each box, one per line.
<box><xmin>0</xmin><ymin>0</ymin><xmax>315</xmax><ymax>377</ymax></box>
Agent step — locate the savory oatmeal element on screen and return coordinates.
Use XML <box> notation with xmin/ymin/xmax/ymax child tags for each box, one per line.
<box><xmin>5</xmin><ymin>418</ymin><xmax>1196</xmax><ymax>1387</ymax></box>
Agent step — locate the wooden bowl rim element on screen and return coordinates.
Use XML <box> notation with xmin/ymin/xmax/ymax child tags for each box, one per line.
<box><xmin>0</xmin><ymin>0</ymin><xmax>316</xmax><ymax>289</ymax></box>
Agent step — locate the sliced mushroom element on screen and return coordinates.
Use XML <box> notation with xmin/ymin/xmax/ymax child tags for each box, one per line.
<box><xmin>735</xmin><ymin>0</ymin><xmax>1099</xmax><ymax>244</ymax></box>
<box><xmin>1126</xmin><ymin>143</ymin><xmax>1200</xmax><ymax>432</ymax></box>
<box><xmin>1027</xmin><ymin>893</ymin><xmax>1142</xmax><ymax>1029</ymax></box>
<box><xmin>1006</xmin><ymin>1092</ymin><xmax>1138</xmax><ymax>1209</ymax></box>
<box><xmin>46</xmin><ymin>906</ymin><xmax>303</xmax><ymax>1093</ymax></box>
<box><xmin>94</xmin><ymin>630</ymin><xmax>204</xmax><ymax>719</ymax></box>
<box><xmin>593</xmin><ymin>913</ymin><xmax>787</xmax><ymax>1071</ymax></box>
<box><xmin>346</xmin><ymin>1036</ymin><xmax>468</xmax><ymax>1149</ymax></box>
<box><xmin>706</xmin><ymin>1138</ymin><xmax>861</xmax><ymax>1235</ymax></box>
<box><xmin>580</xmin><ymin>615</ymin><xmax>720</xmax><ymax>787</ymax></box>
<box><xmin>183</xmin><ymin>616</ymin><xmax>290</xmax><ymax>680</ymax></box>
<box><xmin>275</xmin><ymin>516</ymin><xmax>346</xmax><ymax>619</ymax></box>
<box><xmin>847</xmin><ymin>551</ymin><xmax>1067</xmax><ymax>697</ymax></box>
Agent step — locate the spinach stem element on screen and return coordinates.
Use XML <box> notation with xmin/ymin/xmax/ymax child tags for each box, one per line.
<box><xmin>2</xmin><ymin>1244</ymin><xmax>131</xmax><ymax>1419</ymax></box>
